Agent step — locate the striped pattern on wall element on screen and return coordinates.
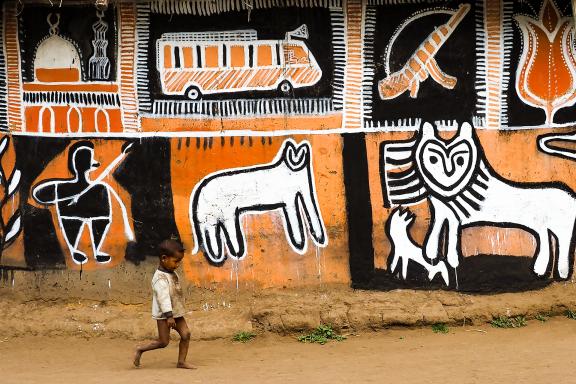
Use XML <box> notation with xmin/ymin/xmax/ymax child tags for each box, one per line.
<box><xmin>367</xmin><ymin>0</ymin><xmax>452</xmax><ymax>4</ymax></box>
<box><xmin>500</xmin><ymin>0</ymin><xmax>513</xmax><ymax>127</ymax></box>
<box><xmin>151</xmin><ymin>98</ymin><xmax>333</xmax><ymax>117</ymax></box>
<box><xmin>150</xmin><ymin>0</ymin><xmax>342</xmax><ymax>15</ymax></box>
<box><xmin>364</xmin><ymin>116</ymin><xmax>486</xmax><ymax>130</ymax></box>
<box><xmin>23</xmin><ymin>92</ymin><xmax>121</xmax><ymax>107</ymax></box>
<box><xmin>0</xmin><ymin>3</ymin><xmax>7</xmax><ymax>131</ymax></box>
<box><xmin>118</xmin><ymin>1</ymin><xmax>140</xmax><ymax>131</ymax></box>
<box><xmin>474</xmin><ymin>0</ymin><xmax>487</xmax><ymax>124</ymax></box>
<box><xmin>136</xmin><ymin>2</ymin><xmax>152</xmax><ymax>113</ymax></box>
<box><xmin>483</xmin><ymin>0</ymin><xmax>504</xmax><ymax>129</ymax></box>
<box><xmin>331</xmin><ymin>8</ymin><xmax>346</xmax><ymax>110</ymax></box>
<box><xmin>362</xmin><ymin>6</ymin><xmax>376</xmax><ymax>122</ymax></box>
<box><xmin>343</xmin><ymin>0</ymin><xmax>363</xmax><ymax>129</ymax></box>
<box><xmin>5</xmin><ymin>1</ymin><xmax>21</xmax><ymax>131</ymax></box>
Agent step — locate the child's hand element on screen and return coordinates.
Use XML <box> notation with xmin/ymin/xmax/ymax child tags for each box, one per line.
<box><xmin>167</xmin><ymin>317</ymin><xmax>176</xmax><ymax>329</ymax></box>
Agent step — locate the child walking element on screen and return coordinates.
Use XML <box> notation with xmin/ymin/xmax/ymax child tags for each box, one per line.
<box><xmin>133</xmin><ymin>239</ymin><xmax>195</xmax><ymax>369</ymax></box>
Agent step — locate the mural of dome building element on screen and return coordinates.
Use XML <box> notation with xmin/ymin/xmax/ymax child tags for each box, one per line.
<box><xmin>33</xmin><ymin>33</ymin><xmax>82</xmax><ymax>83</ymax></box>
<box><xmin>22</xmin><ymin>12</ymin><xmax>122</xmax><ymax>134</ymax></box>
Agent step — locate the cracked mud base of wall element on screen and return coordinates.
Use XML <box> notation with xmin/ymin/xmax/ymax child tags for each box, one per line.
<box><xmin>2</xmin><ymin>266</ymin><xmax>576</xmax><ymax>340</ymax></box>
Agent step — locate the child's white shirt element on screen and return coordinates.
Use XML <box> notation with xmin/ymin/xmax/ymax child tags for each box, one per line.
<box><xmin>151</xmin><ymin>269</ymin><xmax>186</xmax><ymax>320</ymax></box>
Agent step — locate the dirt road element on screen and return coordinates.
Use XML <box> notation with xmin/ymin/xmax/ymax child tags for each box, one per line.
<box><xmin>2</xmin><ymin>317</ymin><xmax>576</xmax><ymax>384</ymax></box>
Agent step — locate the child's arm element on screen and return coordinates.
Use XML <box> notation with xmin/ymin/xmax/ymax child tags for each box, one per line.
<box><xmin>153</xmin><ymin>277</ymin><xmax>175</xmax><ymax>326</ymax></box>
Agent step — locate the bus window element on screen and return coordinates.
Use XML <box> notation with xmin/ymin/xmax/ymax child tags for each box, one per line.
<box><xmin>275</xmin><ymin>43</ymin><xmax>281</xmax><ymax>66</ymax></box>
<box><xmin>173</xmin><ymin>46</ymin><xmax>181</xmax><ymax>68</ymax></box>
<box><xmin>284</xmin><ymin>45</ymin><xmax>310</xmax><ymax>65</ymax></box>
<box><xmin>222</xmin><ymin>45</ymin><xmax>227</xmax><ymax>67</ymax></box>
<box><xmin>196</xmin><ymin>45</ymin><xmax>203</xmax><ymax>68</ymax></box>
<box><xmin>257</xmin><ymin>44</ymin><xmax>272</xmax><ymax>66</ymax></box>
<box><xmin>205</xmin><ymin>46</ymin><xmax>219</xmax><ymax>68</ymax></box>
<box><xmin>248</xmin><ymin>45</ymin><xmax>254</xmax><ymax>68</ymax></box>
<box><xmin>163</xmin><ymin>45</ymin><xmax>172</xmax><ymax>68</ymax></box>
<box><xmin>182</xmin><ymin>47</ymin><xmax>193</xmax><ymax>68</ymax></box>
<box><xmin>230</xmin><ymin>45</ymin><xmax>245</xmax><ymax>67</ymax></box>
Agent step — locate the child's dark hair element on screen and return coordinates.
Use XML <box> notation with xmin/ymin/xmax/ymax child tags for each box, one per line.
<box><xmin>158</xmin><ymin>238</ymin><xmax>185</xmax><ymax>257</ymax></box>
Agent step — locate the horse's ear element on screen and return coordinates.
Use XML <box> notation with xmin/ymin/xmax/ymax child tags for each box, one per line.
<box><xmin>459</xmin><ymin>122</ymin><xmax>473</xmax><ymax>139</ymax></box>
<box><xmin>284</xmin><ymin>141</ymin><xmax>310</xmax><ymax>171</ymax></box>
<box><xmin>280</xmin><ymin>139</ymin><xmax>296</xmax><ymax>160</ymax></box>
<box><xmin>421</xmin><ymin>122</ymin><xmax>436</xmax><ymax>139</ymax></box>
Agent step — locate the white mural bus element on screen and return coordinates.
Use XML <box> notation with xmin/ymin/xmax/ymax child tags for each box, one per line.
<box><xmin>156</xmin><ymin>25</ymin><xmax>322</xmax><ymax>100</ymax></box>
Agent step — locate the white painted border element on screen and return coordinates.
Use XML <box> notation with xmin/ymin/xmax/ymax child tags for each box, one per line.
<box><xmin>331</xmin><ymin>8</ymin><xmax>346</xmax><ymax>110</ymax></box>
<box><xmin>500</xmin><ymin>0</ymin><xmax>513</xmax><ymax>126</ymax></box>
<box><xmin>0</xmin><ymin>3</ymin><xmax>7</xmax><ymax>131</ymax></box>
<box><xmin>150</xmin><ymin>0</ymin><xmax>342</xmax><ymax>14</ymax></box>
<box><xmin>11</xmin><ymin>121</ymin><xmax>556</xmax><ymax>140</ymax></box>
<box><xmin>368</xmin><ymin>0</ymin><xmax>450</xmax><ymax>4</ymax></box>
<box><xmin>136</xmin><ymin>2</ymin><xmax>152</xmax><ymax>113</ymax></box>
<box><xmin>362</xmin><ymin>6</ymin><xmax>377</xmax><ymax>122</ymax></box>
<box><xmin>474</xmin><ymin>0</ymin><xmax>487</xmax><ymax>119</ymax></box>
<box><xmin>151</xmin><ymin>98</ymin><xmax>334</xmax><ymax>117</ymax></box>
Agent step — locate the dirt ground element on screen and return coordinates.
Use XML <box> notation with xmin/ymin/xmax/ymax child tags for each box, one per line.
<box><xmin>2</xmin><ymin>316</ymin><xmax>576</xmax><ymax>384</ymax></box>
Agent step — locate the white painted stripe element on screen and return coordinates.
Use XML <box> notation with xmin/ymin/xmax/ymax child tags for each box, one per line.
<box><xmin>331</xmin><ymin>8</ymin><xmax>346</xmax><ymax>110</ymax></box>
<box><xmin>362</xmin><ymin>6</ymin><xmax>377</xmax><ymax>122</ymax></box>
<box><xmin>0</xmin><ymin>3</ymin><xmax>8</xmax><ymax>131</ymax></box>
<box><xmin>136</xmin><ymin>3</ymin><xmax>152</xmax><ymax>113</ymax></box>
<box><xmin>474</xmin><ymin>0</ymin><xmax>487</xmax><ymax>119</ymax></box>
<box><xmin>500</xmin><ymin>0</ymin><xmax>514</xmax><ymax>127</ymax></box>
<box><xmin>151</xmin><ymin>0</ymin><xmax>342</xmax><ymax>14</ymax></box>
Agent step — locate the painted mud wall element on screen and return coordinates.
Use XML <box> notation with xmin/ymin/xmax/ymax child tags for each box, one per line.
<box><xmin>1</xmin><ymin>0</ymin><xmax>576</xmax><ymax>295</ymax></box>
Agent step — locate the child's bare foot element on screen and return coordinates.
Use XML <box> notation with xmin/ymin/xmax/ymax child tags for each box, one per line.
<box><xmin>133</xmin><ymin>349</ymin><xmax>142</xmax><ymax>368</ymax></box>
<box><xmin>177</xmin><ymin>362</ymin><xmax>196</xmax><ymax>369</ymax></box>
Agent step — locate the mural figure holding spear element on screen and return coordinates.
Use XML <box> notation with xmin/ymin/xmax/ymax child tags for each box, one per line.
<box><xmin>32</xmin><ymin>141</ymin><xmax>134</xmax><ymax>265</ymax></box>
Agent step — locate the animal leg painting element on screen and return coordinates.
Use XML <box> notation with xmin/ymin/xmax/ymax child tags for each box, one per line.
<box><xmin>387</xmin><ymin>207</ymin><xmax>449</xmax><ymax>285</ymax></box>
<box><xmin>190</xmin><ymin>139</ymin><xmax>327</xmax><ymax>264</ymax></box>
<box><xmin>378</xmin><ymin>3</ymin><xmax>470</xmax><ymax>100</ymax></box>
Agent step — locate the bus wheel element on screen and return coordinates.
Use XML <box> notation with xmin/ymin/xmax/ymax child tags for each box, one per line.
<box><xmin>278</xmin><ymin>81</ymin><xmax>293</xmax><ymax>96</ymax></box>
<box><xmin>185</xmin><ymin>86</ymin><xmax>202</xmax><ymax>100</ymax></box>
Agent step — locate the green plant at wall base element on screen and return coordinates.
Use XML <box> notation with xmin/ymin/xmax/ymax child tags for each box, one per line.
<box><xmin>232</xmin><ymin>331</ymin><xmax>256</xmax><ymax>343</ymax></box>
<box><xmin>297</xmin><ymin>325</ymin><xmax>346</xmax><ymax>345</ymax></box>
<box><xmin>432</xmin><ymin>323</ymin><xmax>449</xmax><ymax>334</ymax></box>
<box><xmin>490</xmin><ymin>315</ymin><xmax>527</xmax><ymax>328</ymax></box>
<box><xmin>535</xmin><ymin>313</ymin><xmax>549</xmax><ymax>322</ymax></box>
<box><xmin>565</xmin><ymin>310</ymin><xmax>576</xmax><ymax>320</ymax></box>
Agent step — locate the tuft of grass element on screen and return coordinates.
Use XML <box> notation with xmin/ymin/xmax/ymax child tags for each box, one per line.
<box><xmin>297</xmin><ymin>324</ymin><xmax>346</xmax><ymax>345</ymax></box>
<box><xmin>431</xmin><ymin>323</ymin><xmax>449</xmax><ymax>334</ymax></box>
<box><xmin>490</xmin><ymin>315</ymin><xmax>527</xmax><ymax>328</ymax></box>
<box><xmin>535</xmin><ymin>313</ymin><xmax>549</xmax><ymax>322</ymax></box>
<box><xmin>565</xmin><ymin>309</ymin><xmax>576</xmax><ymax>320</ymax></box>
<box><xmin>232</xmin><ymin>331</ymin><xmax>256</xmax><ymax>343</ymax></box>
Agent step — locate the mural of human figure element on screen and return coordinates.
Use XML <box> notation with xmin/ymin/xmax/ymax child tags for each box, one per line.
<box><xmin>32</xmin><ymin>141</ymin><xmax>134</xmax><ymax>265</ymax></box>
